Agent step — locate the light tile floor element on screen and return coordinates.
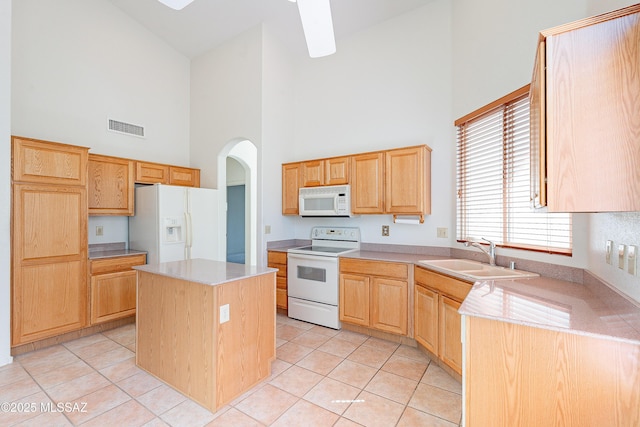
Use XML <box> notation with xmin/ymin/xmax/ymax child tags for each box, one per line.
<box><xmin>1</xmin><ymin>314</ymin><xmax>462</xmax><ymax>426</ymax></box>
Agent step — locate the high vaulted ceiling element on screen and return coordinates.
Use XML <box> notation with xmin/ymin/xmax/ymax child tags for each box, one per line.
<box><xmin>108</xmin><ymin>0</ymin><xmax>434</xmax><ymax>58</ymax></box>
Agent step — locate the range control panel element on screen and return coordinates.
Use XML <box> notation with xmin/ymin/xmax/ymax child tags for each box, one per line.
<box><xmin>311</xmin><ymin>226</ymin><xmax>360</xmax><ymax>242</ymax></box>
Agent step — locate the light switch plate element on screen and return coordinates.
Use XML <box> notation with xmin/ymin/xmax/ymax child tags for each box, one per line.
<box><xmin>220</xmin><ymin>304</ymin><xmax>230</xmax><ymax>324</ymax></box>
<box><xmin>628</xmin><ymin>245</ymin><xmax>637</xmax><ymax>276</ymax></box>
<box><xmin>618</xmin><ymin>244</ymin><xmax>626</xmax><ymax>270</ymax></box>
<box><xmin>605</xmin><ymin>240</ymin><xmax>613</xmax><ymax>265</ymax></box>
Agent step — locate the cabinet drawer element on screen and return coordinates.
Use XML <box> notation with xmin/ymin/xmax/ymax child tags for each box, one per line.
<box><xmin>415</xmin><ymin>266</ymin><xmax>472</xmax><ymax>301</ymax></box>
<box><xmin>169</xmin><ymin>166</ymin><xmax>200</xmax><ymax>187</ymax></box>
<box><xmin>340</xmin><ymin>258</ymin><xmax>408</xmax><ymax>280</ymax></box>
<box><xmin>90</xmin><ymin>254</ymin><xmax>147</xmax><ymax>275</ymax></box>
<box><xmin>135</xmin><ymin>161</ymin><xmax>169</xmax><ymax>184</ymax></box>
<box><xmin>276</xmin><ymin>277</ymin><xmax>287</xmax><ymax>290</ymax></box>
<box><xmin>276</xmin><ymin>288</ymin><xmax>288</xmax><ymax>309</ymax></box>
<box><xmin>268</xmin><ymin>251</ymin><xmax>287</xmax><ymax>265</ymax></box>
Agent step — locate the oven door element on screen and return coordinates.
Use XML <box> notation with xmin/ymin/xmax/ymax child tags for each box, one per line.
<box><xmin>287</xmin><ymin>253</ymin><xmax>338</xmax><ymax>305</ymax></box>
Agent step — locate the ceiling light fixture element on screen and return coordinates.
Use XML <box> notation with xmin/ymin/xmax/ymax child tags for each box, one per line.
<box><xmin>157</xmin><ymin>0</ymin><xmax>194</xmax><ymax>11</ymax></box>
<box><xmin>295</xmin><ymin>0</ymin><xmax>336</xmax><ymax>58</ymax></box>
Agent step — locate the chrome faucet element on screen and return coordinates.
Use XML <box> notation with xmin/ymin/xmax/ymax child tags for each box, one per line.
<box><xmin>464</xmin><ymin>238</ymin><xmax>497</xmax><ymax>266</ymax></box>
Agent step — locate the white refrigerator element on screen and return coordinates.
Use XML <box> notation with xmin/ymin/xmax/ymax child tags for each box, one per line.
<box><xmin>129</xmin><ymin>184</ymin><xmax>222</xmax><ymax>265</ymax></box>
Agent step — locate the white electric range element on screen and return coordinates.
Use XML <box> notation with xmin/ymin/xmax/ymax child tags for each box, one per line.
<box><xmin>287</xmin><ymin>227</ymin><xmax>361</xmax><ymax>329</ymax></box>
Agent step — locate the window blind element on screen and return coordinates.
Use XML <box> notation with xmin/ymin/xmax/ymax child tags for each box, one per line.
<box><xmin>456</xmin><ymin>86</ymin><xmax>572</xmax><ymax>254</ymax></box>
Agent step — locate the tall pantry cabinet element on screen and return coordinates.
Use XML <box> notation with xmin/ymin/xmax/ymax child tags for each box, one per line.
<box><xmin>11</xmin><ymin>137</ymin><xmax>89</xmax><ymax>346</ymax></box>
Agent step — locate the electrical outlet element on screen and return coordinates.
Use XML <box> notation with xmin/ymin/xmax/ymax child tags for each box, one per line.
<box><xmin>605</xmin><ymin>240</ymin><xmax>613</xmax><ymax>265</ymax></box>
<box><xmin>628</xmin><ymin>245</ymin><xmax>637</xmax><ymax>276</ymax></box>
<box><xmin>220</xmin><ymin>304</ymin><xmax>230</xmax><ymax>324</ymax></box>
<box><xmin>618</xmin><ymin>244</ymin><xmax>626</xmax><ymax>270</ymax></box>
<box><xmin>382</xmin><ymin>225</ymin><xmax>390</xmax><ymax>237</ymax></box>
<box><xmin>96</xmin><ymin>226</ymin><xmax>104</xmax><ymax>236</ymax></box>
<box><xmin>437</xmin><ymin>227</ymin><xmax>448</xmax><ymax>238</ymax></box>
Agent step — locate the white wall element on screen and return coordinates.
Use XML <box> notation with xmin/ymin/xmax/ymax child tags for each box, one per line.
<box><xmin>0</xmin><ymin>0</ymin><xmax>12</xmax><ymax>367</ymax></box>
<box><xmin>11</xmin><ymin>0</ymin><xmax>191</xmax><ymax>164</ymax></box>
<box><xmin>261</xmin><ymin>23</ymin><xmax>297</xmax><ymax>248</ymax></box>
<box><xmin>290</xmin><ymin>1</ymin><xmax>455</xmax><ymax>247</ymax></box>
<box><xmin>88</xmin><ymin>216</ymin><xmax>129</xmax><ymax>246</ymax></box>
<box><xmin>589</xmin><ymin>214</ymin><xmax>640</xmax><ymax>301</ymax></box>
<box><xmin>189</xmin><ymin>25</ymin><xmax>263</xmax><ymax>189</ymax></box>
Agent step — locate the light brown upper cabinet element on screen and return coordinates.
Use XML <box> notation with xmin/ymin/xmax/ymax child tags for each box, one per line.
<box><xmin>351</xmin><ymin>152</ymin><xmax>385</xmax><ymax>214</ymax></box>
<box><xmin>351</xmin><ymin>145</ymin><xmax>431</xmax><ymax>218</ymax></box>
<box><xmin>88</xmin><ymin>154</ymin><xmax>134</xmax><ymax>216</ymax></box>
<box><xmin>136</xmin><ymin>161</ymin><xmax>169</xmax><ymax>184</ymax></box>
<box><xmin>284</xmin><ymin>144</ymin><xmax>431</xmax><ymax>217</ymax></box>
<box><xmin>12</xmin><ymin>136</ymin><xmax>88</xmax><ymax>186</ymax></box>
<box><xmin>11</xmin><ymin>137</ymin><xmax>89</xmax><ymax>346</ymax></box>
<box><xmin>301</xmin><ymin>157</ymin><xmax>350</xmax><ymax>187</ymax></box>
<box><xmin>301</xmin><ymin>160</ymin><xmax>324</xmax><ymax>187</ymax></box>
<box><xmin>531</xmin><ymin>4</ymin><xmax>640</xmax><ymax>212</ymax></box>
<box><xmin>282</xmin><ymin>162</ymin><xmax>302</xmax><ymax>215</ymax></box>
<box><xmin>169</xmin><ymin>166</ymin><xmax>200</xmax><ymax>187</ymax></box>
<box><xmin>135</xmin><ymin>161</ymin><xmax>200</xmax><ymax>187</ymax></box>
<box><xmin>385</xmin><ymin>146</ymin><xmax>431</xmax><ymax>216</ymax></box>
<box><xmin>324</xmin><ymin>156</ymin><xmax>350</xmax><ymax>186</ymax></box>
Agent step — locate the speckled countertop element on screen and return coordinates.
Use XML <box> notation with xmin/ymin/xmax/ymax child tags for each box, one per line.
<box><xmin>267</xmin><ymin>242</ymin><xmax>640</xmax><ymax>344</ymax></box>
<box><xmin>134</xmin><ymin>258</ymin><xmax>277</xmax><ymax>286</ymax></box>
<box><xmin>459</xmin><ymin>275</ymin><xmax>640</xmax><ymax>345</ymax></box>
<box><xmin>88</xmin><ymin>242</ymin><xmax>146</xmax><ymax>260</ymax></box>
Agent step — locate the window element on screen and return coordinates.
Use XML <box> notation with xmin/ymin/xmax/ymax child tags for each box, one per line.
<box><xmin>455</xmin><ymin>85</ymin><xmax>572</xmax><ymax>254</ymax></box>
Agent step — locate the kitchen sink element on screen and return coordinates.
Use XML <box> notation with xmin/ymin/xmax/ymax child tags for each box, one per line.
<box><xmin>417</xmin><ymin>259</ymin><xmax>539</xmax><ymax>281</ymax></box>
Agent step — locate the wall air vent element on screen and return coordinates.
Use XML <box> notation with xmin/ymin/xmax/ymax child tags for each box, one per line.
<box><xmin>107</xmin><ymin>119</ymin><xmax>145</xmax><ymax>138</ymax></box>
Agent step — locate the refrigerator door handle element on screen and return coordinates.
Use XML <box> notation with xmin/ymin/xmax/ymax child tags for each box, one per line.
<box><xmin>187</xmin><ymin>212</ymin><xmax>193</xmax><ymax>249</ymax></box>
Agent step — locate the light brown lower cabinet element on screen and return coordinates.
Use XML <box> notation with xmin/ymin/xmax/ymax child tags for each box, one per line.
<box><xmin>267</xmin><ymin>251</ymin><xmax>288</xmax><ymax>310</ymax></box>
<box><xmin>465</xmin><ymin>316</ymin><xmax>640</xmax><ymax>426</ymax></box>
<box><xmin>414</xmin><ymin>266</ymin><xmax>472</xmax><ymax>375</ymax></box>
<box><xmin>339</xmin><ymin>259</ymin><xmax>408</xmax><ymax>335</ymax></box>
<box><xmin>89</xmin><ymin>254</ymin><xmax>146</xmax><ymax>324</ymax></box>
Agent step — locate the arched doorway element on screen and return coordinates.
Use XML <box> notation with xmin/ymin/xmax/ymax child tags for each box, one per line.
<box><xmin>217</xmin><ymin>139</ymin><xmax>258</xmax><ymax>266</ymax></box>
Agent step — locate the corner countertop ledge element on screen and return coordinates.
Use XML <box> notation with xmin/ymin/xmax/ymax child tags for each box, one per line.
<box><xmin>133</xmin><ymin>258</ymin><xmax>277</xmax><ymax>286</ymax></box>
<box><xmin>459</xmin><ymin>276</ymin><xmax>640</xmax><ymax>345</ymax></box>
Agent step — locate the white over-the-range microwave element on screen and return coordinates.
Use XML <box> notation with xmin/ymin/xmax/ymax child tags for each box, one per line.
<box><xmin>299</xmin><ymin>184</ymin><xmax>352</xmax><ymax>217</ymax></box>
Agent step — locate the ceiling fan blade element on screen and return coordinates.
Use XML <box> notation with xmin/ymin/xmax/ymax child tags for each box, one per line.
<box><xmin>296</xmin><ymin>0</ymin><xmax>336</xmax><ymax>58</ymax></box>
<box><xmin>157</xmin><ymin>0</ymin><xmax>194</xmax><ymax>11</ymax></box>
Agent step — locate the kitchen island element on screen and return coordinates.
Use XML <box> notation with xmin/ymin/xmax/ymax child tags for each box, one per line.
<box><xmin>134</xmin><ymin>259</ymin><xmax>277</xmax><ymax>412</ymax></box>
